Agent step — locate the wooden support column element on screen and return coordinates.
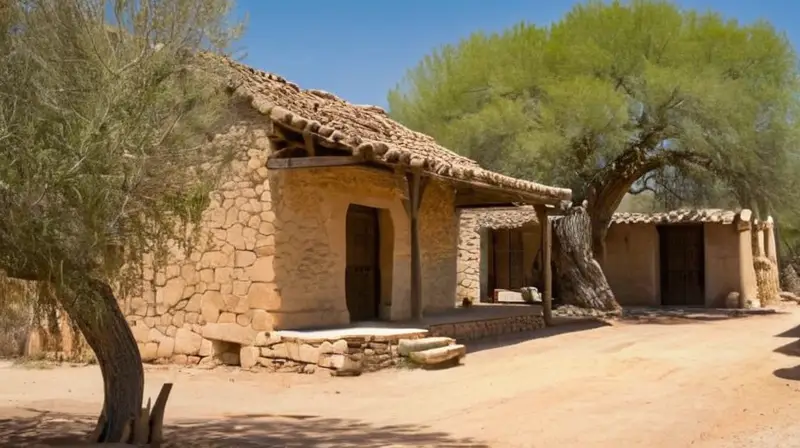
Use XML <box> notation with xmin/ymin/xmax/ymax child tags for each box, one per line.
<box><xmin>405</xmin><ymin>168</ymin><xmax>428</xmax><ymax>320</ymax></box>
<box><xmin>535</xmin><ymin>205</ymin><xmax>553</xmax><ymax>326</ymax></box>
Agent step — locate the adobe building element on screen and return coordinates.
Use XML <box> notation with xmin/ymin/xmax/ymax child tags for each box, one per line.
<box><xmin>458</xmin><ymin>207</ymin><xmax>775</xmax><ymax>308</ymax></box>
<box><xmin>117</xmin><ymin>57</ymin><xmax>572</xmax><ymax>365</ymax></box>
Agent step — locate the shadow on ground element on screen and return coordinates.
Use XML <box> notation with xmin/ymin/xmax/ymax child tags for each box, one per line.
<box><xmin>618</xmin><ymin>307</ymin><xmax>782</xmax><ymax>326</ymax></box>
<box><xmin>467</xmin><ymin>318</ymin><xmax>610</xmax><ymax>354</ymax></box>
<box><xmin>0</xmin><ymin>410</ymin><xmax>488</xmax><ymax>447</ymax></box>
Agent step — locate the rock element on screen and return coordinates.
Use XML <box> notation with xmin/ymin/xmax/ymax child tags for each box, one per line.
<box><xmin>202</xmin><ymin>322</ymin><xmax>257</xmax><ymax>346</ymax></box>
<box><xmin>408</xmin><ymin>344</ymin><xmax>466</xmax><ymax>366</ymax></box>
<box><xmin>320</xmin><ymin>353</ymin><xmax>362</xmax><ymax>373</ymax></box>
<box><xmin>725</xmin><ymin>291</ymin><xmax>741</xmax><ymax>309</ymax></box>
<box><xmin>240</xmin><ymin>346</ymin><xmax>259</xmax><ymax>369</ymax></box>
<box><xmin>156</xmin><ymin>337</ymin><xmax>175</xmax><ymax>358</ymax></box>
<box><xmin>780</xmin><ymin>291</ymin><xmax>800</xmax><ymax>303</ymax></box>
<box><xmin>251</xmin><ymin>309</ymin><xmax>274</xmax><ymax>331</ymax></box>
<box><xmin>200</xmin><ymin>291</ymin><xmax>224</xmax><ymax>324</ymax></box>
<box><xmin>140</xmin><ymin>342</ymin><xmax>158</xmax><ymax>361</ymax></box>
<box><xmin>245</xmin><ymin>256</ymin><xmax>275</xmax><ymax>283</ymax></box>
<box><xmin>174</xmin><ymin>328</ymin><xmax>203</xmax><ymax>355</ymax></box>
<box><xmin>298</xmin><ymin>343</ymin><xmax>320</xmax><ymax>364</ymax></box>
<box><xmin>198</xmin><ymin>338</ymin><xmax>214</xmax><ymax>357</ymax></box>
<box><xmin>398</xmin><ymin>337</ymin><xmax>455</xmax><ymax>356</ymax></box>
<box><xmin>157</xmin><ymin>277</ymin><xmax>186</xmax><ymax>308</ymax></box>
<box><xmin>247</xmin><ymin>283</ymin><xmax>279</xmax><ymax>310</ymax></box>
<box><xmin>521</xmin><ymin>287</ymin><xmax>542</xmax><ymax>303</ymax></box>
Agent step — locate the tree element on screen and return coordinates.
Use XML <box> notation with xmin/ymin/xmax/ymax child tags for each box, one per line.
<box><xmin>388</xmin><ymin>0</ymin><xmax>800</xmax><ymax>308</ymax></box>
<box><xmin>0</xmin><ymin>0</ymin><xmax>243</xmax><ymax>443</ymax></box>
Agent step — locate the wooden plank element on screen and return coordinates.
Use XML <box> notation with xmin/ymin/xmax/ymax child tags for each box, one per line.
<box><xmin>266</xmin><ymin>156</ymin><xmax>364</xmax><ymax>170</ymax></box>
<box><xmin>406</xmin><ymin>170</ymin><xmax>428</xmax><ymax>320</ymax></box>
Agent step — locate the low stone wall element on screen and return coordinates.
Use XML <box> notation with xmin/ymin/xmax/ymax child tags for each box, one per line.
<box><xmin>169</xmin><ymin>325</ymin><xmax>429</xmax><ymax>375</ymax></box>
<box><xmin>428</xmin><ymin>314</ymin><xmax>545</xmax><ymax>342</ymax></box>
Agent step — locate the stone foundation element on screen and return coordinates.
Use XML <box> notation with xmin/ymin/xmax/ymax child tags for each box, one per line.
<box><xmin>176</xmin><ymin>329</ymin><xmax>429</xmax><ymax>375</ymax></box>
<box><xmin>428</xmin><ymin>314</ymin><xmax>545</xmax><ymax>342</ymax></box>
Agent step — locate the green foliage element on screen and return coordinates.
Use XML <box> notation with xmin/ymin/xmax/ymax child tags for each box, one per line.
<box><xmin>389</xmin><ymin>0</ymin><xmax>800</xmax><ymax>217</ymax></box>
<box><xmin>0</xmin><ymin>0</ymin><xmax>244</xmax><ymax>324</ymax></box>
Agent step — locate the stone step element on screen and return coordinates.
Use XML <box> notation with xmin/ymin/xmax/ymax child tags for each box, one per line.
<box><xmin>408</xmin><ymin>344</ymin><xmax>466</xmax><ymax>366</ymax></box>
<box><xmin>397</xmin><ymin>337</ymin><xmax>455</xmax><ymax>356</ymax></box>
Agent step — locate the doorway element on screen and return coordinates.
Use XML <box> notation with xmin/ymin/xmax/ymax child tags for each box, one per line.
<box><xmin>659</xmin><ymin>224</ymin><xmax>705</xmax><ymax>307</ymax></box>
<box><xmin>345</xmin><ymin>204</ymin><xmax>381</xmax><ymax>321</ymax></box>
<box><xmin>489</xmin><ymin>227</ymin><xmax>526</xmax><ymax>292</ymax></box>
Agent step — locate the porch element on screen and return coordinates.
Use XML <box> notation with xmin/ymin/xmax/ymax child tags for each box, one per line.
<box><xmin>256</xmin><ymin>303</ymin><xmax>546</xmax><ymax>375</ymax></box>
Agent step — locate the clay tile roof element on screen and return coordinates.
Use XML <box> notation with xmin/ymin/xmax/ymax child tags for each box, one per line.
<box><xmin>212</xmin><ymin>56</ymin><xmax>572</xmax><ymax>204</ymax></box>
<box><xmin>610</xmin><ymin>209</ymin><xmax>740</xmax><ymax>225</ymax></box>
<box><xmin>461</xmin><ymin>207</ymin><xmax>540</xmax><ymax>230</ymax></box>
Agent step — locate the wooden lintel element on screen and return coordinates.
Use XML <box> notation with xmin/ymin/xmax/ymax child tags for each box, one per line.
<box><xmin>266</xmin><ymin>156</ymin><xmax>364</xmax><ymax>170</ymax></box>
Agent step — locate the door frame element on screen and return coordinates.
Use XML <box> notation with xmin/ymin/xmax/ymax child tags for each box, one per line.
<box><xmin>657</xmin><ymin>224</ymin><xmax>706</xmax><ymax>307</ymax></box>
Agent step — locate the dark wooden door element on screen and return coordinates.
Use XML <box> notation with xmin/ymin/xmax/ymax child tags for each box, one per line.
<box><xmin>345</xmin><ymin>205</ymin><xmax>380</xmax><ymax>321</ymax></box>
<box><xmin>490</xmin><ymin>228</ymin><xmax>526</xmax><ymax>292</ymax></box>
<box><xmin>659</xmin><ymin>225</ymin><xmax>705</xmax><ymax>307</ymax></box>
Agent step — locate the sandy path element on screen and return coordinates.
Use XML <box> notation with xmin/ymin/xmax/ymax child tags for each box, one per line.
<box><xmin>2</xmin><ymin>308</ymin><xmax>800</xmax><ymax>447</ymax></box>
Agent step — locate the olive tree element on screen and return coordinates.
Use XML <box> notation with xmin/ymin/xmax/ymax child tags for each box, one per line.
<box><xmin>0</xmin><ymin>0</ymin><xmax>242</xmax><ymax>443</ymax></box>
<box><xmin>388</xmin><ymin>0</ymin><xmax>799</xmax><ymax>309</ymax></box>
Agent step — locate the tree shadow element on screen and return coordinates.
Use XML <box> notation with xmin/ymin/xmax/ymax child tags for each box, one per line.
<box><xmin>772</xmin><ymin>324</ymin><xmax>800</xmax><ymax>382</ymax></box>
<box><xmin>467</xmin><ymin>318</ymin><xmax>610</xmax><ymax>355</ymax></box>
<box><xmin>0</xmin><ymin>409</ymin><xmax>489</xmax><ymax>447</ymax></box>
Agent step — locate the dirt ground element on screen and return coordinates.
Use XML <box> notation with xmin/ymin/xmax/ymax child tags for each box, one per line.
<box><xmin>3</xmin><ymin>307</ymin><xmax>800</xmax><ymax>448</ymax></box>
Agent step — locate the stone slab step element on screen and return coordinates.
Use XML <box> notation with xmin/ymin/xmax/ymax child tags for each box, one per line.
<box><xmin>494</xmin><ymin>289</ymin><xmax>526</xmax><ymax>303</ymax></box>
<box><xmin>398</xmin><ymin>337</ymin><xmax>455</xmax><ymax>356</ymax></box>
<box><xmin>409</xmin><ymin>344</ymin><xmax>466</xmax><ymax>366</ymax></box>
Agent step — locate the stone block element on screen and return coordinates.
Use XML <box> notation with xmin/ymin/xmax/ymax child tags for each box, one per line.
<box><xmin>409</xmin><ymin>344</ymin><xmax>466</xmax><ymax>366</ymax></box>
<box><xmin>397</xmin><ymin>337</ymin><xmax>455</xmax><ymax>356</ymax></box>
<box><xmin>298</xmin><ymin>343</ymin><xmax>320</xmax><ymax>364</ymax></box>
<box><xmin>202</xmin><ymin>322</ymin><xmax>256</xmax><ymax>346</ymax></box>
<box><xmin>240</xmin><ymin>346</ymin><xmax>259</xmax><ymax>369</ymax></box>
<box><xmin>245</xmin><ymin>257</ymin><xmax>275</xmax><ymax>283</ymax></box>
<box><xmin>156</xmin><ymin>337</ymin><xmax>175</xmax><ymax>358</ymax></box>
<box><xmin>251</xmin><ymin>309</ymin><xmax>273</xmax><ymax>331</ymax></box>
<box><xmin>140</xmin><ymin>342</ymin><xmax>158</xmax><ymax>361</ymax></box>
<box><xmin>174</xmin><ymin>328</ymin><xmax>203</xmax><ymax>355</ymax></box>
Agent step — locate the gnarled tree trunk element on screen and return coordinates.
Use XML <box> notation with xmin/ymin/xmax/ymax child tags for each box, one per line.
<box><xmin>59</xmin><ymin>279</ymin><xmax>145</xmax><ymax>443</ymax></box>
<box><xmin>553</xmin><ymin>205</ymin><xmax>620</xmax><ymax>312</ymax></box>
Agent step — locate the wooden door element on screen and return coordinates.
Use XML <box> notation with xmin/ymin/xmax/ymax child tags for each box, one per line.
<box><xmin>659</xmin><ymin>225</ymin><xmax>705</xmax><ymax>307</ymax></box>
<box><xmin>491</xmin><ymin>228</ymin><xmax>526</xmax><ymax>291</ymax></box>
<box><xmin>345</xmin><ymin>205</ymin><xmax>380</xmax><ymax>321</ymax></box>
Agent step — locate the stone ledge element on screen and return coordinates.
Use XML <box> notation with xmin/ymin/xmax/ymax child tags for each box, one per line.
<box><xmin>428</xmin><ymin>315</ymin><xmax>545</xmax><ymax>342</ymax></box>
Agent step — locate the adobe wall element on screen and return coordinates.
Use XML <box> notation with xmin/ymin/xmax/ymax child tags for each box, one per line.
<box><xmin>704</xmin><ymin>223</ymin><xmax>744</xmax><ymax>307</ymax></box>
<box><xmin>604</xmin><ymin>223</ymin><xmax>660</xmax><ymax>306</ymax></box>
<box><xmin>121</xmin><ymin>110</ymin><xmax>459</xmax><ymax>366</ymax></box>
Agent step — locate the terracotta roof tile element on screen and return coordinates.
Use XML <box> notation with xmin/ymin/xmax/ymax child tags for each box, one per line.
<box><xmin>611</xmin><ymin>209</ymin><xmax>740</xmax><ymax>225</ymax></box>
<box><xmin>461</xmin><ymin>207</ymin><xmax>539</xmax><ymax>230</ymax></box>
<box><xmin>211</xmin><ymin>56</ymin><xmax>572</xmax><ymax>204</ymax></box>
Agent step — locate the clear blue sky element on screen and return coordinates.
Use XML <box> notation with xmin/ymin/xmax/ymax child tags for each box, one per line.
<box><xmin>234</xmin><ymin>0</ymin><xmax>798</xmax><ymax>109</ymax></box>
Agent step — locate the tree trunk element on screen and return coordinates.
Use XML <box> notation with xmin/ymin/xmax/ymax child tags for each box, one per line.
<box><xmin>59</xmin><ymin>279</ymin><xmax>144</xmax><ymax>443</ymax></box>
<box><xmin>553</xmin><ymin>205</ymin><xmax>620</xmax><ymax>312</ymax></box>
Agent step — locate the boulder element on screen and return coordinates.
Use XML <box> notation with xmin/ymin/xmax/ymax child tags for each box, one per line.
<box><xmin>409</xmin><ymin>344</ymin><xmax>466</xmax><ymax>366</ymax></box>
<box><xmin>398</xmin><ymin>337</ymin><xmax>454</xmax><ymax>356</ymax></box>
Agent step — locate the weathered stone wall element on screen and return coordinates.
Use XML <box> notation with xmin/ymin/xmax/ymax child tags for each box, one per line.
<box><xmin>457</xmin><ymin>210</ymin><xmax>481</xmax><ymax>303</ymax></box>
<box><xmin>427</xmin><ymin>314</ymin><xmax>545</xmax><ymax>342</ymax></box>
<box><xmin>121</xmin><ymin>107</ymin><xmax>462</xmax><ymax>365</ymax></box>
<box><xmin>605</xmin><ymin>223</ymin><xmax>660</xmax><ymax>306</ymax></box>
<box><xmin>419</xmin><ymin>180</ymin><xmax>458</xmax><ymax>313</ymax></box>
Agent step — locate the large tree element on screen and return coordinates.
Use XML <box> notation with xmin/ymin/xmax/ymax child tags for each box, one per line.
<box><xmin>388</xmin><ymin>0</ymin><xmax>800</xmax><ymax>306</ymax></box>
<box><xmin>0</xmin><ymin>0</ymin><xmax>242</xmax><ymax>443</ymax></box>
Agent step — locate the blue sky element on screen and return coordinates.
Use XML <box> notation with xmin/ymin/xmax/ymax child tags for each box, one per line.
<box><xmin>234</xmin><ymin>0</ymin><xmax>798</xmax><ymax>109</ymax></box>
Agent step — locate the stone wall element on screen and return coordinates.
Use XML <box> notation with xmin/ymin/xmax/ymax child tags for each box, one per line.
<box><xmin>121</xmin><ymin>107</ymin><xmax>462</xmax><ymax>366</ymax></box>
<box><xmin>457</xmin><ymin>210</ymin><xmax>481</xmax><ymax>303</ymax></box>
<box><xmin>428</xmin><ymin>314</ymin><xmax>545</xmax><ymax>342</ymax></box>
<box><xmin>241</xmin><ymin>331</ymin><xmax>427</xmax><ymax>374</ymax></box>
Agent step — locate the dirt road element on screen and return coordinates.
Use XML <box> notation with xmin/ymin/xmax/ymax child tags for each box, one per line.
<box><xmin>2</xmin><ymin>308</ymin><xmax>800</xmax><ymax>447</ymax></box>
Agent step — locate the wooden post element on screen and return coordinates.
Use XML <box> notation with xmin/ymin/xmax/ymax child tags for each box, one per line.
<box><xmin>405</xmin><ymin>169</ymin><xmax>428</xmax><ymax>320</ymax></box>
<box><xmin>536</xmin><ymin>205</ymin><xmax>553</xmax><ymax>326</ymax></box>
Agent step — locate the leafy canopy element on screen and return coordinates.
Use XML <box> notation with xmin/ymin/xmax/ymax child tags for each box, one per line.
<box><xmin>388</xmin><ymin>0</ymin><xmax>800</xmax><ymax>215</ymax></box>
<box><xmin>0</xmin><ymin>0</ymin><xmax>243</xmax><ymax>317</ymax></box>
